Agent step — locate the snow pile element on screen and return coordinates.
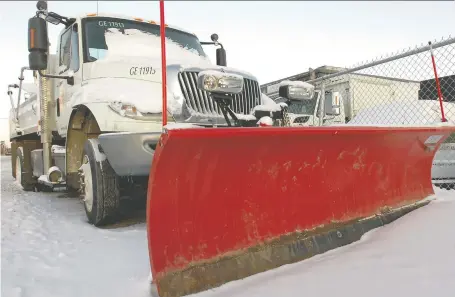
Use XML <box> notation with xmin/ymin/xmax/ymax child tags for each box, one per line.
<box><xmin>278</xmin><ymin>102</ymin><xmax>288</xmax><ymax>109</ymax></box>
<box><xmin>257</xmin><ymin>116</ymin><xmax>274</xmax><ymax>126</ymax></box>
<box><xmin>37</xmin><ymin>174</ymin><xmax>50</xmax><ymax>184</ymax></box>
<box><xmin>261</xmin><ymin>93</ymin><xmax>279</xmax><ymax>106</ymax></box>
<box><xmin>251</xmin><ymin>104</ymin><xmax>281</xmax><ymax>114</ymax></box>
<box><xmin>164</xmin><ymin>123</ymin><xmax>205</xmax><ymax>130</ymax></box>
<box><xmin>235</xmin><ymin>114</ymin><xmax>257</xmax><ymax>121</ymax></box>
<box><xmin>348</xmin><ymin>100</ymin><xmax>455</xmax><ymax>126</ymax></box>
<box><xmin>100</xmin><ymin>28</ymin><xmax>211</xmax><ymax>66</ymax></box>
<box><xmin>251</xmin><ymin>94</ymin><xmax>282</xmax><ymax>114</ymax></box>
<box><xmin>77</xmin><ymin>13</ymin><xmax>192</xmax><ymax>35</ymax></box>
<box><xmin>435</xmin><ymin>120</ymin><xmax>455</xmax><ymax>127</ymax></box>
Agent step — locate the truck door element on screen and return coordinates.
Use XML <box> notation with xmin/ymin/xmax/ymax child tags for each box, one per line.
<box><xmin>324</xmin><ymin>88</ymin><xmax>346</xmax><ymax>125</ymax></box>
<box><xmin>314</xmin><ymin>90</ymin><xmax>346</xmax><ymax>126</ymax></box>
<box><xmin>56</xmin><ymin>23</ymin><xmax>81</xmax><ymax>136</ymax></box>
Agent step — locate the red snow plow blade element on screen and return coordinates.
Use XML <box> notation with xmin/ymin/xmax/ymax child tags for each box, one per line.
<box><xmin>146</xmin><ymin>126</ymin><xmax>454</xmax><ymax>297</ymax></box>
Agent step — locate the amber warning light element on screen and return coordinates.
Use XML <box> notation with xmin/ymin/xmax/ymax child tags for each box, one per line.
<box><xmin>29</xmin><ymin>28</ymin><xmax>36</xmax><ymax>49</ymax></box>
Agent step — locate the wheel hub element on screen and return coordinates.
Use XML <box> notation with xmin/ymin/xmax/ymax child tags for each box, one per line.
<box><xmin>15</xmin><ymin>156</ymin><xmax>22</xmax><ymax>185</ymax></box>
<box><xmin>79</xmin><ymin>155</ymin><xmax>94</xmax><ymax>212</ymax></box>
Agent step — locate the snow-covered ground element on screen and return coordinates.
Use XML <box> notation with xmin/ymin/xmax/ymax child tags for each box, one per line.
<box><xmin>1</xmin><ymin>155</ymin><xmax>454</xmax><ymax>297</ymax></box>
<box><xmin>1</xmin><ymin>156</ymin><xmax>152</xmax><ymax>297</ymax></box>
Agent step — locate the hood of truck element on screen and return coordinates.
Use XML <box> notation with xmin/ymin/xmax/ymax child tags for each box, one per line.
<box><xmin>79</xmin><ymin>57</ymin><xmax>261</xmax><ymax>115</ymax></box>
<box><xmin>82</xmin><ymin>56</ymin><xmax>258</xmax><ymax>83</ymax></box>
<box><xmin>73</xmin><ymin>77</ymin><xmax>181</xmax><ymax>115</ymax></box>
<box><xmin>82</xmin><ymin>54</ymin><xmax>213</xmax><ymax>82</ymax></box>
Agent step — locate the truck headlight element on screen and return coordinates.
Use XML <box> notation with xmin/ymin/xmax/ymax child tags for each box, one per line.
<box><xmin>109</xmin><ymin>101</ymin><xmax>175</xmax><ymax>122</ymax></box>
<box><xmin>197</xmin><ymin>70</ymin><xmax>244</xmax><ymax>94</ymax></box>
<box><xmin>109</xmin><ymin>101</ymin><xmax>143</xmax><ymax>117</ymax></box>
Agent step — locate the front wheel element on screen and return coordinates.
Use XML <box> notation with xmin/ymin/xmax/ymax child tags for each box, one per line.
<box><xmin>79</xmin><ymin>139</ymin><xmax>121</xmax><ymax>226</ymax></box>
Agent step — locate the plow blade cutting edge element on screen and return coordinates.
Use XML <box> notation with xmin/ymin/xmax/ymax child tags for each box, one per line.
<box><xmin>146</xmin><ymin>126</ymin><xmax>454</xmax><ymax>297</ymax></box>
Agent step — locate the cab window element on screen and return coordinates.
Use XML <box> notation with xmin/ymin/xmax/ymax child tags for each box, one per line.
<box><xmin>59</xmin><ymin>24</ymin><xmax>80</xmax><ymax>73</ymax></box>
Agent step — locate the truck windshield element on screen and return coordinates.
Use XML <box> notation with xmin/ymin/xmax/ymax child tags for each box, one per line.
<box><xmin>83</xmin><ymin>17</ymin><xmax>207</xmax><ymax>62</ymax></box>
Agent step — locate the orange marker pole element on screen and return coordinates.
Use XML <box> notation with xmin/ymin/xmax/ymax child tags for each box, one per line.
<box><xmin>159</xmin><ymin>0</ymin><xmax>167</xmax><ymax>126</ymax></box>
<box><xmin>429</xmin><ymin>41</ymin><xmax>447</xmax><ymax>123</ymax></box>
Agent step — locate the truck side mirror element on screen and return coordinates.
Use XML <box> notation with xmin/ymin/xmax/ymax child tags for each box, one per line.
<box><xmin>28</xmin><ymin>17</ymin><xmax>48</xmax><ymax>71</ymax></box>
<box><xmin>216</xmin><ymin>48</ymin><xmax>227</xmax><ymax>67</ymax></box>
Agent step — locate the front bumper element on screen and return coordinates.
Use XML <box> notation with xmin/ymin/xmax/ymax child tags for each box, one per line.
<box><xmin>431</xmin><ymin>145</ymin><xmax>455</xmax><ymax>184</ymax></box>
<box><xmin>98</xmin><ymin>131</ymin><xmax>162</xmax><ymax>177</ymax></box>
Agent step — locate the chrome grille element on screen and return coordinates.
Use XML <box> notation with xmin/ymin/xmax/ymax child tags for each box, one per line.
<box><xmin>178</xmin><ymin>71</ymin><xmax>261</xmax><ymax>115</ymax></box>
<box><xmin>293</xmin><ymin>116</ymin><xmax>310</xmax><ymax>124</ymax></box>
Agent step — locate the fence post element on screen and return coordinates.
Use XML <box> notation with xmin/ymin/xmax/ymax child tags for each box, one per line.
<box><xmin>318</xmin><ymin>82</ymin><xmax>325</xmax><ymax>126</ymax></box>
<box><xmin>428</xmin><ymin>41</ymin><xmax>447</xmax><ymax>123</ymax></box>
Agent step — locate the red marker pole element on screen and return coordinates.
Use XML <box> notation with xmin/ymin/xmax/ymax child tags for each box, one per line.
<box><xmin>429</xmin><ymin>41</ymin><xmax>447</xmax><ymax>123</ymax></box>
<box><xmin>160</xmin><ymin>0</ymin><xmax>167</xmax><ymax>126</ymax></box>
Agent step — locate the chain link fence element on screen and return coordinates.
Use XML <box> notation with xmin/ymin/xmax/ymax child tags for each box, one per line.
<box><xmin>313</xmin><ymin>37</ymin><xmax>454</xmax><ymax>191</ymax></box>
<box><xmin>263</xmin><ymin>36</ymin><xmax>455</xmax><ymax>191</ymax></box>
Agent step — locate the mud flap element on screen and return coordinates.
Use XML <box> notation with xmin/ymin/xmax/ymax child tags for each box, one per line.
<box><xmin>146</xmin><ymin>126</ymin><xmax>454</xmax><ymax>297</ymax></box>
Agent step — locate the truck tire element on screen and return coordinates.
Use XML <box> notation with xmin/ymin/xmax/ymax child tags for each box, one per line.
<box><xmin>15</xmin><ymin>147</ymin><xmax>35</xmax><ymax>191</ymax></box>
<box><xmin>79</xmin><ymin>139</ymin><xmax>121</xmax><ymax>226</ymax></box>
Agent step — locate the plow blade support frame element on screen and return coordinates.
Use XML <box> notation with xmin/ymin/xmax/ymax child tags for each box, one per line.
<box><xmin>146</xmin><ymin>126</ymin><xmax>454</xmax><ymax>297</ymax></box>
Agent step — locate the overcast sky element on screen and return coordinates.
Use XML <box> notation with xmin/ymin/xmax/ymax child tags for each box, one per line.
<box><xmin>0</xmin><ymin>1</ymin><xmax>454</xmax><ymax>142</ymax></box>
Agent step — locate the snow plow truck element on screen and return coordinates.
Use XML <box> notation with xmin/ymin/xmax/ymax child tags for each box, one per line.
<box><xmin>8</xmin><ymin>1</ymin><xmax>455</xmax><ymax>296</ymax></box>
<box><xmin>9</xmin><ymin>1</ymin><xmax>303</xmax><ymax>226</ymax></box>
